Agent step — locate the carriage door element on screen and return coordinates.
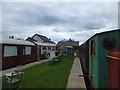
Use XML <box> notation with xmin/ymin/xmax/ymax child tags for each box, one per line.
<box><xmin>90</xmin><ymin>40</ymin><xmax>95</xmax><ymax>81</ymax></box>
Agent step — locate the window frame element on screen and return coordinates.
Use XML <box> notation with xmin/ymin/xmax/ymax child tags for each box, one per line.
<box><xmin>4</xmin><ymin>45</ymin><xmax>17</xmax><ymax>57</ymax></box>
<box><xmin>25</xmin><ymin>46</ymin><xmax>31</xmax><ymax>55</ymax></box>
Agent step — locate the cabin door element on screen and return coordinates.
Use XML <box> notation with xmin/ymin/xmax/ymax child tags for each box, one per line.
<box><xmin>37</xmin><ymin>46</ymin><xmax>41</xmax><ymax>60</ymax></box>
<box><xmin>90</xmin><ymin>40</ymin><xmax>95</xmax><ymax>82</ymax></box>
<box><xmin>17</xmin><ymin>46</ymin><xmax>24</xmax><ymax>65</ymax></box>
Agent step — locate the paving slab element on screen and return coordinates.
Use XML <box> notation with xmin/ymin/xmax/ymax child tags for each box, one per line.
<box><xmin>66</xmin><ymin>57</ymin><xmax>86</xmax><ymax>89</ymax></box>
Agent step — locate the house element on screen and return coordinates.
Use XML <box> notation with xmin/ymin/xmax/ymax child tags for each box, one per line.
<box><xmin>26</xmin><ymin>34</ymin><xmax>56</xmax><ymax>60</ymax></box>
<box><xmin>26</xmin><ymin>34</ymin><xmax>55</xmax><ymax>44</ymax></box>
<box><xmin>57</xmin><ymin>39</ymin><xmax>79</xmax><ymax>55</ymax></box>
<box><xmin>1</xmin><ymin>37</ymin><xmax>56</xmax><ymax>70</ymax></box>
<box><xmin>1</xmin><ymin>38</ymin><xmax>36</xmax><ymax>70</ymax></box>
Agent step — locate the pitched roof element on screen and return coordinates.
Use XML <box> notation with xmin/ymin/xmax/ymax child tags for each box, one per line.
<box><xmin>88</xmin><ymin>29</ymin><xmax>120</xmax><ymax>41</ymax></box>
<box><xmin>35</xmin><ymin>34</ymin><xmax>50</xmax><ymax>42</ymax></box>
<box><xmin>26</xmin><ymin>34</ymin><xmax>55</xmax><ymax>44</ymax></box>
<box><xmin>34</xmin><ymin>42</ymin><xmax>56</xmax><ymax>46</ymax></box>
<box><xmin>57</xmin><ymin>41</ymin><xmax>79</xmax><ymax>46</ymax></box>
<box><xmin>80</xmin><ymin>29</ymin><xmax>120</xmax><ymax>46</ymax></box>
<box><xmin>35</xmin><ymin>34</ymin><xmax>55</xmax><ymax>44</ymax></box>
<box><xmin>26</xmin><ymin>37</ymin><xmax>37</xmax><ymax>42</ymax></box>
<box><xmin>0</xmin><ymin>38</ymin><xmax>35</xmax><ymax>46</ymax></box>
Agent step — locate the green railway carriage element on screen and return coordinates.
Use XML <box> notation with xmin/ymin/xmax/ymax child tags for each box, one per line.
<box><xmin>79</xmin><ymin>29</ymin><xmax>120</xmax><ymax>88</ymax></box>
<box><xmin>88</xmin><ymin>29</ymin><xmax>120</xmax><ymax>88</ymax></box>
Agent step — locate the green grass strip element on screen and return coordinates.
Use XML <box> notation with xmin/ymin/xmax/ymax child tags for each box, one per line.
<box><xmin>2</xmin><ymin>55</ymin><xmax>74</xmax><ymax>88</ymax></box>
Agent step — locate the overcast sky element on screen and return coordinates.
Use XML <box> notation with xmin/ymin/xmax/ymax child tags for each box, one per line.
<box><xmin>1</xmin><ymin>1</ymin><xmax>119</xmax><ymax>44</ymax></box>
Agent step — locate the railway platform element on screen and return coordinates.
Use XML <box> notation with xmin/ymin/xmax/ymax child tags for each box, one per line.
<box><xmin>66</xmin><ymin>57</ymin><xmax>86</xmax><ymax>89</ymax></box>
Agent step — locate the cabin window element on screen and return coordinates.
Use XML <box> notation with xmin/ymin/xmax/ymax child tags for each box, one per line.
<box><xmin>25</xmin><ymin>47</ymin><xmax>31</xmax><ymax>55</ymax></box>
<box><xmin>91</xmin><ymin>40</ymin><xmax>95</xmax><ymax>56</ymax></box>
<box><xmin>4</xmin><ymin>46</ymin><xmax>17</xmax><ymax>57</ymax></box>
<box><xmin>103</xmin><ymin>37</ymin><xmax>117</xmax><ymax>50</ymax></box>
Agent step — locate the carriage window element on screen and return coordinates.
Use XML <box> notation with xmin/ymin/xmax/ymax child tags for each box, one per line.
<box><xmin>91</xmin><ymin>40</ymin><xmax>95</xmax><ymax>56</ymax></box>
<box><xmin>4</xmin><ymin>46</ymin><xmax>17</xmax><ymax>57</ymax></box>
<box><xmin>25</xmin><ymin>47</ymin><xmax>31</xmax><ymax>55</ymax></box>
<box><xmin>103</xmin><ymin>37</ymin><xmax>117</xmax><ymax>50</ymax></box>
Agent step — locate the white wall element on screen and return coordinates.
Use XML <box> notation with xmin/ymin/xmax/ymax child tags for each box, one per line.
<box><xmin>50</xmin><ymin>51</ymin><xmax>55</xmax><ymax>59</ymax></box>
<box><xmin>33</xmin><ymin>35</ymin><xmax>44</xmax><ymax>42</ymax></box>
<box><xmin>41</xmin><ymin>46</ymin><xmax>46</xmax><ymax>54</ymax></box>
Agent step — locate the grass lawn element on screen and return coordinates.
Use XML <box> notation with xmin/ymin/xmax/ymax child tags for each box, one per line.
<box><xmin>2</xmin><ymin>55</ymin><xmax>74</xmax><ymax>89</ymax></box>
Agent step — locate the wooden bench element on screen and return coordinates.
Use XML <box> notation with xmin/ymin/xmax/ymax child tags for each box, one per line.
<box><xmin>5</xmin><ymin>71</ymin><xmax>24</xmax><ymax>89</ymax></box>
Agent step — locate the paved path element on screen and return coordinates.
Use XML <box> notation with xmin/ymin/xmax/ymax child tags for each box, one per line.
<box><xmin>0</xmin><ymin>59</ymin><xmax>50</xmax><ymax>77</ymax></box>
<box><xmin>66</xmin><ymin>57</ymin><xmax>86</xmax><ymax>89</ymax></box>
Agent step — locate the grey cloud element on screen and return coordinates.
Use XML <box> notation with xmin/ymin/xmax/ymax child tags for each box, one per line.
<box><xmin>83</xmin><ymin>23</ymin><xmax>105</xmax><ymax>30</ymax></box>
<box><xmin>52</xmin><ymin>28</ymin><xmax>61</xmax><ymax>32</ymax></box>
<box><xmin>2</xmin><ymin>2</ymin><xmax>118</xmax><ymax>43</ymax></box>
